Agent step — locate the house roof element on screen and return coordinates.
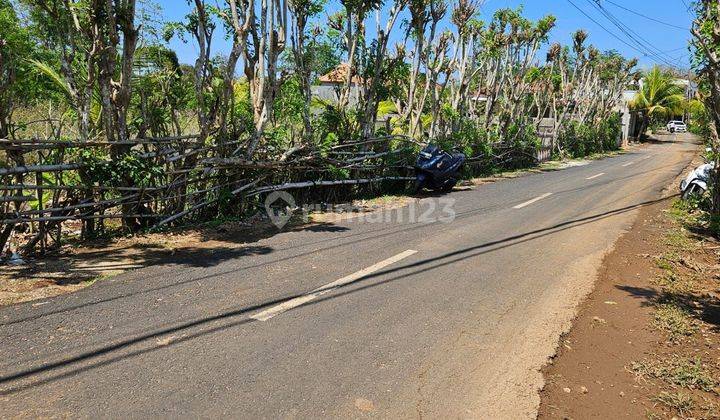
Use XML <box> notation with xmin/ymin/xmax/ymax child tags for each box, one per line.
<box><xmin>318</xmin><ymin>63</ymin><xmax>362</xmax><ymax>84</ymax></box>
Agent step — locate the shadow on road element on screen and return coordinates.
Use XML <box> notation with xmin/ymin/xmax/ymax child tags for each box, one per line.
<box><xmin>0</xmin><ymin>162</ymin><xmax>685</xmax><ymax>329</ymax></box>
<box><xmin>0</xmin><ymin>194</ymin><xmax>677</xmax><ymax>395</ymax></box>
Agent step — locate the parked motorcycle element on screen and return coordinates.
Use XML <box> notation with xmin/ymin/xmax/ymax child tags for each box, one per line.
<box><xmin>680</xmin><ymin>162</ymin><xmax>714</xmax><ymax>200</ymax></box>
<box><xmin>413</xmin><ymin>145</ymin><xmax>466</xmax><ymax>194</ymax></box>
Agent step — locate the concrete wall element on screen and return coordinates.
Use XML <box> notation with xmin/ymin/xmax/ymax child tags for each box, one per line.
<box><xmin>619</xmin><ymin>90</ymin><xmax>639</xmax><ymax>145</ymax></box>
<box><xmin>311</xmin><ymin>84</ymin><xmax>360</xmax><ymax>106</ymax></box>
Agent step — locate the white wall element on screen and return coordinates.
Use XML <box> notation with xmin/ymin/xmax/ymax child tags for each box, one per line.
<box><xmin>311</xmin><ymin>84</ymin><xmax>361</xmax><ymax>107</ymax></box>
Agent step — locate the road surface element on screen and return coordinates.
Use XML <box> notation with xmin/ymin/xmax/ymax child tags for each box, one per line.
<box><xmin>0</xmin><ymin>135</ymin><xmax>697</xmax><ymax>418</ymax></box>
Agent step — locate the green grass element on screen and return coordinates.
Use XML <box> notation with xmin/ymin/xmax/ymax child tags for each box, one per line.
<box><xmin>666</xmin><ymin>199</ymin><xmax>708</xmax><ymax>233</ymax></box>
<box><xmin>358</xmin><ymin>194</ymin><xmax>408</xmax><ymax>206</ymax></box>
<box><xmin>654</xmin><ymin>255</ymin><xmax>674</xmax><ymax>271</ymax></box>
<box><xmin>644</xmin><ymin>411</ymin><xmax>663</xmax><ymax>420</ymax></box>
<box><xmin>84</xmin><ymin>274</ymin><xmax>113</xmax><ymax>286</ymax></box>
<box><xmin>586</xmin><ymin>149</ymin><xmax>626</xmax><ymax>160</ymax></box>
<box><xmin>664</xmin><ymin>228</ymin><xmax>695</xmax><ymax>250</ymax></box>
<box><xmin>653</xmin><ymin>303</ymin><xmax>699</xmax><ymax>340</ymax></box>
<box><xmin>653</xmin><ymin>271</ymin><xmax>698</xmax><ymax>295</ymax></box>
<box><xmin>654</xmin><ymin>391</ymin><xmax>694</xmax><ymax>416</ymax></box>
<box><xmin>633</xmin><ymin>356</ymin><xmax>716</xmax><ymax>392</ymax></box>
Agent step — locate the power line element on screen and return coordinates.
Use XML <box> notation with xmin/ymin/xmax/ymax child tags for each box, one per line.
<box><xmin>681</xmin><ymin>0</ymin><xmax>692</xmax><ymax>13</ymax></box>
<box><xmin>585</xmin><ymin>0</ymin><xmax>677</xmax><ymax>66</ymax></box>
<box><xmin>603</xmin><ymin>0</ymin><xmax>688</xmax><ymax>30</ymax></box>
<box><xmin>565</xmin><ymin>0</ymin><xmax>675</xmax><ymax>66</ymax></box>
<box><xmin>659</xmin><ymin>46</ymin><xmax>690</xmax><ymax>54</ymax></box>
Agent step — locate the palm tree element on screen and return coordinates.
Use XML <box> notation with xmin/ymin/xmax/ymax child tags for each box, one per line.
<box><xmin>631</xmin><ymin>66</ymin><xmax>686</xmax><ymax>139</ymax></box>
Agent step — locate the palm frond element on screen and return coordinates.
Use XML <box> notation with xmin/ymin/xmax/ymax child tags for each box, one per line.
<box><xmin>28</xmin><ymin>59</ymin><xmax>72</xmax><ymax>99</ymax></box>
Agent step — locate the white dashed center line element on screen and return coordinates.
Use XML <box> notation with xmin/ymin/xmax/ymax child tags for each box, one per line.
<box><xmin>513</xmin><ymin>193</ymin><xmax>553</xmax><ymax>209</ymax></box>
<box><xmin>250</xmin><ymin>250</ymin><xmax>418</xmax><ymax>321</ymax></box>
<box><xmin>622</xmin><ymin>161</ymin><xmax>635</xmax><ymax>167</ymax></box>
<box><xmin>586</xmin><ymin>173</ymin><xmax>605</xmax><ymax>180</ymax></box>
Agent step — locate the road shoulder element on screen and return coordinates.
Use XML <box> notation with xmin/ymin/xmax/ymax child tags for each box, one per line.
<box><xmin>539</xmin><ymin>161</ymin><xmax>720</xmax><ymax>418</ymax></box>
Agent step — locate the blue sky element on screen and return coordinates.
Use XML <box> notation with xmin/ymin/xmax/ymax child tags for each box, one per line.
<box><xmin>156</xmin><ymin>0</ymin><xmax>694</xmax><ymax>71</ymax></box>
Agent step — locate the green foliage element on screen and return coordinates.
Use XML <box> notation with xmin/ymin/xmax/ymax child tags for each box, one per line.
<box><xmin>441</xmin><ymin>118</ymin><xmax>490</xmax><ymax>157</ymax></box>
<box><xmin>131</xmin><ymin>45</ymin><xmax>195</xmax><ymax>137</ymax></box>
<box><xmin>313</xmin><ymin>104</ymin><xmax>360</xmax><ymax>146</ymax></box>
<box><xmin>4</xmin><ymin>0</ymin><xmax>645</xmax><ymax>238</ymax></box>
<box><xmin>327</xmin><ymin>165</ymin><xmax>350</xmax><ymax>180</ymax></box>
<box><xmin>630</xmin><ymin>66</ymin><xmax>686</xmax><ymax>120</ymax></box>
<box><xmin>558</xmin><ymin>114</ymin><xmax>621</xmax><ymax>158</ymax></box>
<box><xmin>79</xmin><ymin>150</ymin><xmax>164</xmax><ymax>188</ymax></box>
<box><xmin>688</xmin><ymin>100</ymin><xmax>710</xmax><ymax>137</ymax></box>
<box><xmin>0</xmin><ymin>0</ymin><xmax>47</xmax><ymax>131</ymax></box>
<box><xmin>503</xmin><ymin>123</ymin><xmax>541</xmax><ymax>169</ymax></box>
<box><xmin>633</xmin><ymin>356</ymin><xmax>717</xmax><ymax>392</ymax></box>
<box><xmin>377</xmin><ymin>101</ymin><xmax>397</xmax><ymax>117</ymax></box>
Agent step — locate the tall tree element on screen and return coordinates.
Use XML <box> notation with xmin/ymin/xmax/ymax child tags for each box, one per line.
<box><xmin>287</xmin><ymin>0</ymin><xmax>324</xmax><ymax>143</ymax></box>
<box><xmin>630</xmin><ymin>66</ymin><xmax>685</xmax><ymax>140</ymax></box>
<box><xmin>229</xmin><ymin>0</ymin><xmax>289</xmax><ymax>158</ymax></box>
<box><xmin>357</xmin><ymin>0</ymin><xmax>407</xmax><ymax>140</ymax></box>
<box><xmin>0</xmin><ymin>0</ymin><xmax>38</xmax><ymax>254</ymax></box>
<box><xmin>692</xmin><ymin>0</ymin><xmax>720</xmax><ymax>215</ymax></box>
<box><xmin>22</xmin><ymin>0</ymin><xmax>99</xmax><ymax>142</ymax></box>
<box><xmin>93</xmin><ymin>0</ymin><xmax>139</xmax><ymax>155</ymax></box>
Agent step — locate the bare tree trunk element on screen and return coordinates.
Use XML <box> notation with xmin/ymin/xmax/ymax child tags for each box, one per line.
<box><xmin>289</xmin><ymin>8</ymin><xmax>312</xmax><ymax>143</ymax></box>
<box><xmin>239</xmin><ymin>0</ymin><xmax>287</xmax><ymax>158</ymax></box>
<box><xmin>359</xmin><ymin>3</ymin><xmax>405</xmax><ymax>140</ymax></box>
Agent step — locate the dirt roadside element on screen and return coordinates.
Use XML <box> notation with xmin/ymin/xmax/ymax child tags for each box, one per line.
<box><xmin>539</xmin><ymin>156</ymin><xmax>720</xmax><ymax>418</ymax></box>
<box><xmin>0</xmin><ymin>196</ymin><xmax>416</xmax><ymax>306</ymax></box>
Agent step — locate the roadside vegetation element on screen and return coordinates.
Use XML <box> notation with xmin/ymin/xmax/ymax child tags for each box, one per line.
<box><xmin>0</xmin><ymin>0</ymin><xmax>647</xmax><ymax>257</ymax></box>
<box><xmin>692</xmin><ymin>0</ymin><xmax>720</xmax><ymax>225</ymax></box>
<box><xmin>630</xmin><ymin>66</ymin><xmax>687</xmax><ymax>140</ymax></box>
<box><xmin>633</xmin><ymin>198</ymin><xmax>720</xmax><ymax>418</ymax></box>
<box><xmin>540</xmin><ymin>184</ymin><xmax>720</xmax><ymax>419</ymax></box>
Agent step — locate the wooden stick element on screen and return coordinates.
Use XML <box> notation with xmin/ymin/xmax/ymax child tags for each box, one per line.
<box><xmin>0</xmin><ymin>163</ymin><xmax>83</xmax><ymax>176</ymax></box>
<box><xmin>0</xmin><ymin>135</ymin><xmax>200</xmax><ymax>145</ymax></box>
<box><xmin>0</xmin><ymin>184</ymin><xmax>163</xmax><ymax>192</ymax></box>
<box><xmin>250</xmin><ymin>177</ymin><xmax>414</xmax><ymax>195</ymax></box>
<box><xmin>3</xmin><ymin>214</ymin><xmax>159</xmax><ymax>224</ymax></box>
<box><xmin>15</xmin><ymin>193</ymin><xmax>139</xmax><ymax>216</ymax></box>
<box><xmin>0</xmin><ymin>196</ymin><xmax>34</xmax><ymax>203</ymax></box>
<box><xmin>153</xmin><ymin>176</ymin><xmax>266</xmax><ymax>228</ymax></box>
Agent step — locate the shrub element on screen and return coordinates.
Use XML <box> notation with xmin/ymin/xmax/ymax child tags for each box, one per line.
<box><xmin>558</xmin><ymin>114</ymin><xmax>621</xmax><ymax>158</ymax></box>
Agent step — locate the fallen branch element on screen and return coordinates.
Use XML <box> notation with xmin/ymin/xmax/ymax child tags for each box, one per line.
<box><xmin>0</xmin><ymin>163</ymin><xmax>84</xmax><ymax>176</ymax></box>
<box><xmin>250</xmin><ymin>176</ymin><xmax>414</xmax><ymax>195</ymax></box>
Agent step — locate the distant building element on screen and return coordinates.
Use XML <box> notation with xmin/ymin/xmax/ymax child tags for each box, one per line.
<box><xmin>618</xmin><ymin>76</ymin><xmax>695</xmax><ymax>143</ymax></box>
<box><xmin>619</xmin><ymin>89</ymin><xmax>640</xmax><ymax>145</ymax></box>
<box><xmin>311</xmin><ymin>63</ymin><xmax>361</xmax><ymax>106</ymax></box>
<box><xmin>673</xmin><ymin>78</ymin><xmax>697</xmax><ymax>100</ymax></box>
<box><xmin>637</xmin><ymin>77</ymin><xmax>696</xmax><ymax>101</ymax></box>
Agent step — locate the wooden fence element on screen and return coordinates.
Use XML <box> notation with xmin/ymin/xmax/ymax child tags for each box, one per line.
<box><xmin>0</xmin><ymin>135</ymin><xmax>424</xmax><ymax>254</ymax></box>
<box><xmin>1</xmin><ymin>132</ymin><xmax>555</xmax><ymax>255</ymax></box>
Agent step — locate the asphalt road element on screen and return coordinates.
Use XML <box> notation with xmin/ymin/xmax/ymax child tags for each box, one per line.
<box><xmin>0</xmin><ymin>134</ymin><xmax>698</xmax><ymax>418</ymax></box>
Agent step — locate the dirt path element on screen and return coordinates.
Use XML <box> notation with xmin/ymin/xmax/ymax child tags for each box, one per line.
<box><xmin>539</xmin><ymin>158</ymin><xmax>720</xmax><ymax>419</ymax></box>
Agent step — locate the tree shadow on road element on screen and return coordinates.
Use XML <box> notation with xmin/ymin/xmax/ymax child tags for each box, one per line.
<box><xmin>1</xmin><ymin>219</ymin><xmax>348</xmax><ymax>293</ymax></box>
<box><xmin>0</xmin><ymin>194</ymin><xmax>677</xmax><ymax>395</ymax></box>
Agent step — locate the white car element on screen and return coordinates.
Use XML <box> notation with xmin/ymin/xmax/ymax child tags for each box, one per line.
<box><xmin>667</xmin><ymin>120</ymin><xmax>687</xmax><ymax>133</ymax></box>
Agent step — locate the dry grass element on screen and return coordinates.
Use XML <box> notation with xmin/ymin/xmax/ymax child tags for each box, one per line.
<box><xmin>654</xmin><ymin>391</ymin><xmax>695</xmax><ymax>416</ymax></box>
<box><xmin>633</xmin><ymin>356</ymin><xmax>716</xmax><ymax>392</ymax></box>
<box><xmin>653</xmin><ymin>303</ymin><xmax>699</xmax><ymax>340</ymax></box>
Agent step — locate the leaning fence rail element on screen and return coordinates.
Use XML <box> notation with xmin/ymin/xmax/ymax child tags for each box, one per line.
<box><xmin>0</xmin><ymin>135</ymin><xmax>425</xmax><ymax>254</ymax></box>
<box><xmin>1</xmin><ymin>132</ymin><xmax>554</xmax><ymax>255</ymax></box>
